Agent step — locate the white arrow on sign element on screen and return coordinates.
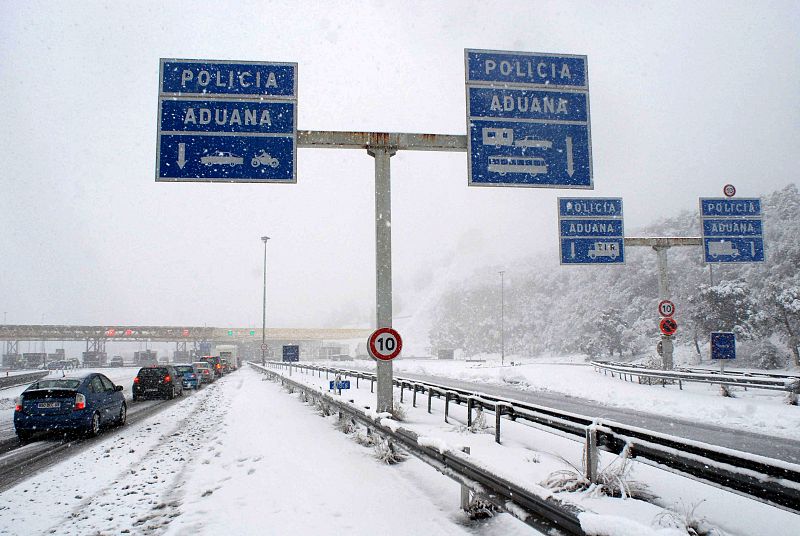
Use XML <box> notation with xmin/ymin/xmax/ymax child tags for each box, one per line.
<box><xmin>177</xmin><ymin>143</ymin><xmax>187</xmax><ymax>169</ymax></box>
<box><xmin>566</xmin><ymin>136</ymin><xmax>574</xmax><ymax>177</ymax></box>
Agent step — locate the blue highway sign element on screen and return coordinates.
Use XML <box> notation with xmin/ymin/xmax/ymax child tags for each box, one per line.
<box><xmin>160</xmin><ymin>59</ymin><xmax>296</xmax><ymax>97</ymax></box>
<box><xmin>329</xmin><ymin>380</ymin><xmax>351</xmax><ymax>390</ymax></box>
<box><xmin>559</xmin><ymin>198</ymin><xmax>624</xmax><ymax>265</ymax></box>
<box><xmin>699</xmin><ymin>198</ymin><xmax>764</xmax><ymax>263</ymax></box>
<box><xmin>157</xmin><ymin>58</ymin><xmax>297</xmax><ymax>183</ymax></box>
<box><xmin>282</xmin><ymin>345</ymin><xmax>300</xmax><ymax>363</ymax></box>
<box><xmin>710</xmin><ymin>332</ymin><xmax>736</xmax><ymax>360</ymax></box>
<box><xmin>466</xmin><ymin>49</ymin><xmax>591</xmax><ymax>188</ymax></box>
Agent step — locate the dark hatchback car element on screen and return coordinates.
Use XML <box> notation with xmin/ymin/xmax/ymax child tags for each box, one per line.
<box><xmin>132</xmin><ymin>366</ymin><xmax>183</xmax><ymax>400</ymax></box>
<box><xmin>14</xmin><ymin>373</ymin><xmax>126</xmax><ymax>441</ymax></box>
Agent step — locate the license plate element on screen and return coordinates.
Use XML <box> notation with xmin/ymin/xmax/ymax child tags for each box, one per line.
<box><xmin>37</xmin><ymin>402</ymin><xmax>60</xmax><ymax>409</ymax></box>
<box><xmin>146</xmin><ymin>388</ymin><xmax>158</xmax><ymax>392</ymax></box>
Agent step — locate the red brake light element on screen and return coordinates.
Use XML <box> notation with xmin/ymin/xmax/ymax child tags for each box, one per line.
<box><xmin>74</xmin><ymin>393</ymin><xmax>86</xmax><ymax>410</ymax></box>
<box><xmin>134</xmin><ymin>377</ymin><xmax>140</xmax><ymax>384</ymax></box>
<box><xmin>164</xmin><ymin>375</ymin><xmax>171</xmax><ymax>382</ymax></box>
<box><xmin>216</xmin><ymin>364</ymin><xmax>221</xmax><ymax>369</ymax></box>
<box><xmin>14</xmin><ymin>401</ymin><xmax>22</xmax><ymax>412</ymax></box>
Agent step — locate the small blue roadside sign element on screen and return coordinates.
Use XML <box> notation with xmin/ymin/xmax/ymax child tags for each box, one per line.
<box><xmin>558</xmin><ymin>198</ymin><xmax>624</xmax><ymax>264</ymax></box>
<box><xmin>710</xmin><ymin>332</ymin><xmax>736</xmax><ymax>360</ymax></box>
<box><xmin>329</xmin><ymin>380</ymin><xmax>350</xmax><ymax>390</ymax></box>
<box><xmin>700</xmin><ymin>198</ymin><xmax>764</xmax><ymax>263</ymax></box>
<box><xmin>465</xmin><ymin>49</ymin><xmax>592</xmax><ymax>188</ymax></box>
<box><xmin>157</xmin><ymin>58</ymin><xmax>297</xmax><ymax>183</ymax></box>
<box><xmin>282</xmin><ymin>345</ymin><xmax>299</xmax><ymax>363</ymax></box>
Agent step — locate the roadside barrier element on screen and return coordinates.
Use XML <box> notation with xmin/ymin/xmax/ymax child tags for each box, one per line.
<box><xmin>0</xmin><ymin>371</ymin><xmax>49</xmax><ymax>390</ymax></box>
<box><xmin>591</xmin><ymin>360</ymin><xmax>800</xmax><ymax>399</ymax></box>
<box><xmin>250</xmin><ymin>362</ymin><xmax>586</xmax><ymax>535</ymax></box>
<box><xmin>262</xmin><ymin>361</ymin><xmax>800</xmax><ymax>514</ymax></box>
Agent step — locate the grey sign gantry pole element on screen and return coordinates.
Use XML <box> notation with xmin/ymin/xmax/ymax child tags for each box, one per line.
<box><xmin>298</xmin><ymin>131</ymin><xmax>466</xmax><ymax>412</ymax></box>
<box><xmin>625</xmin><ymin>237</ymin><xmax>701</xmax><ymax>369</ymax></box>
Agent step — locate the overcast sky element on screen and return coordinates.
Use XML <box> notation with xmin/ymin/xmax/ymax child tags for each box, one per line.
<box><xmin>1</xmin><ymin>0</ymin><xmax>798</xmax><ymax>333</ymax></box>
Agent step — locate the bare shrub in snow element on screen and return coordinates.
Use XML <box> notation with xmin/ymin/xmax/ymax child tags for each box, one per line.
<box><xmin>354</xmin><ymin>428</ymin><xmax>378</xmax><ymax>448</ymax></box>
<box><xmin>464</xmin><ymin>498</ymin><xmax>496</xmax><ymax>520</ymax></box>
<box><xmin>374</xmin><ymin>439</ymin><xmax>407</xmax><ymax>465</ymax></box>
<box><xmin>389</xmin><ymin>396</ymin><xmax>407</xmax><ymax>422</ymax></box>
<box><xmin>785</xmin><ymin>391</ymin><xmax>798</xmax><ymax>405</ymax></box>
<box><xmin>718</xmin><ymin>385</ymin><xmax>735</xmax><ymax>398</ymax></box>
<box><xmin>468</xmin><ymin>407</ymin><xmax>489</xmax><ymax>433</ymax></box>
<box><xmin>525</xmin><ymin>453</ymin><xmax>541</xmax><ymax>464</ymax></box>
<box><xmin>315</xmin><ymin>399</ymin><xmax>332</xmax><ymax>417</ymax></box>
<box><xmin>653</xmin><ymin>500</ymin><xmax>724</xmax><ymax>536</ymax></box>
<box><xmin>335</xmin><ymin>416</ymin><xmax>357</xmax><ymax>435</ymax></box>
<box><xmin>541</xmin><ymin>445</ymin><xmax>656</xmax><ymax>501</ymax></box>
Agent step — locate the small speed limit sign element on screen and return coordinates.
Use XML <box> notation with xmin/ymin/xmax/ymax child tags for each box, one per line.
<box><xmin>723</xmin><ymin>184</ymin><xmax>736</xmax><ymax>198</ymax></box>
<box><xmin>368</xmin><ymin>327</ymin><xmax>403</xmax><ymax>361</ymax></box>
<box><xmin>658</xmin><ymin>300</ymin><xmax>675</xmax><ymax>317</ymax></box>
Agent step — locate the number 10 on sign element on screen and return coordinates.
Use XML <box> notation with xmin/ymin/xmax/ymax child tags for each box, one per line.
<box><xmin>368</xmin><ymin>327</ymin><xmax>403</xmax><ymax>361</ymax></box>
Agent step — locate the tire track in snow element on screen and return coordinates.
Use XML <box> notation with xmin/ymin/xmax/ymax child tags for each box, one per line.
<box><xmin>46</xmin><ymin>379</ymin><xmax>233</xmax><ymax>535</ymax></box>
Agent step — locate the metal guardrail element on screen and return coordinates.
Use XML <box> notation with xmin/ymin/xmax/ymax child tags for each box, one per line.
<box><xmin>591</xmin><ymin>360</ymin><xmax>800</xmax><ymax>395</ymax></box>
<box><xmin>250</xmin><ymin>362</ymin><xmax>586</xmax><ymax>535</ymax></box>
<box><xmin>0</xmin><ymin>371</ymin><xmax>49</xmax><ymax>390</ymax></box>
<box><xmin>267</xmin><ymin>361</ymin><xmax>800</xmax><ymax>514</ymax></box>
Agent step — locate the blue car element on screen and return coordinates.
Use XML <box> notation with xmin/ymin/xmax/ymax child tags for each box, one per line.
<box><xmin>14</xmin><ymin>372</ymin><xmax>127</xmax><ymax>441</ymax></box>
<box><xmin>173</xmin><ymin>364</ymin><xmax>201</xmax><ymax>390</ymax></box>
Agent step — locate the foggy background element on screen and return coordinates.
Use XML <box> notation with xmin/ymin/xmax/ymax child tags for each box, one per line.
<box><xmin>1</xmin><ymin>1</ymin><xmax>798</xmax><ymax>344</ymax></box>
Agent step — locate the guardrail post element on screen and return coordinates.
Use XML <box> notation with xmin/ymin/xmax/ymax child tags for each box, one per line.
<box><xmin>467</xmin><ymin>397</ymin><xmax>474</xmax><ymax>428</ymax></box>
<box><xmin>445</xmin><ymin>392</ymin><xmax>451</xmax><ymax>423</ymax></box>
<box><xmin>495</xmin><ymin>403</ymin><xmax>503</xmax><ymax>444</ymax></box>
<box><xmin>400</xmin><ymin>382</ymin><xmax>405</xmax><ymax>403</ymax></box>
<box><xmin>584</xmin><ymin>426</ymin><xmax>599</xmax><ymax>484</ymax></box>
<box><xmin>428</xmin><ymin>388</ymin><xmax>433</xmax><ymax>414</ymax></box>
<box><xmin>460</xmin><ymin>446</ymin><xmax>472</xmax><ymax>510</ymax></box>
<box><xmin>412</xmin><ymin>384</ymin><xmax>417</xmax><ymax>407</ymax></box>
<box><xmin>371</xmin><ymin>377</ymin><xmax>374</xmax><ymax>393</ymax></box>
<box><xmin>356</xmin><ymin>375</ymin><xmax>359</xmax><ymax>388</ymax></box>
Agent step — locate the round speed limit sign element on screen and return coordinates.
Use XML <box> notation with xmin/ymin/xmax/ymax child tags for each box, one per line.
<box><xmin>368</xmin><ymin>327</ymin><xmax>403</xmax><ymax>361</ymax></box>
<box><xmin>723</xmin><ymin>184</ymin><xmax>736</xmax><ymax>198</ymax></box>
<box><xmin>658</xmin><ymin>300</ymin><xmax>675</xmax><ymax>318</ymax></box>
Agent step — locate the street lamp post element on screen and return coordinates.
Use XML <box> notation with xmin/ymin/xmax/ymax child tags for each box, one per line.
<box><xmin>499</xmin><ymin>270</ymin><xmax>505</xmax><ymax>366</ymax></box>
<box><xmin>261</xmin><ymin>236</ymin><xmax>270</xmax><ymax>365</ymax></box>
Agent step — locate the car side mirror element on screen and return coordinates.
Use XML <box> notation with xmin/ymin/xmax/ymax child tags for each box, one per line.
<box><xmin>115</xmin><ymin>385</ymin><xmax>123</xmax><ymax>392</ymax></box>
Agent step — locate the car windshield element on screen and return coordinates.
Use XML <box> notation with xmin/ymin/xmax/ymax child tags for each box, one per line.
<box><xmin>173</xmin><ymin>366</ymin><xmax>193</xmax><ymax>373</ymax></box>
<box><xmin>27</xmin><ymin>379</ymin><xmax>81</xmax><ymax>390</ymax></box>
<box><xmin>138</xmin><ymin>368</ymin><xmax>168</xmax><ymax>377</ymax></box>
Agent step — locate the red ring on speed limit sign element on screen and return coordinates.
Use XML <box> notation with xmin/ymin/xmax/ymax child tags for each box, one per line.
<box><xmin>368</xmin><ymin>327</ymin><xmax>403</xmax><ymax>361</ymax></box>
<box><xmin>658</xmin><ymin>300</ymin><xmax>675</xmax><ymax>318</ymax></box>
<box><xmin>723</xmin><ymin>184</ymin><xmax>736</xmax><ymax>198</ymax></box>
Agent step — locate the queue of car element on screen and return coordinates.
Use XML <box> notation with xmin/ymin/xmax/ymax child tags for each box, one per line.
<box><xmin>13</xmin><ymin>356</ymin><xmax>235</xmax><ymax>442</ymax></box>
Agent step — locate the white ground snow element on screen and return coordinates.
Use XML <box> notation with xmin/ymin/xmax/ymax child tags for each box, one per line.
<box><xmin>277</xmin><ymin>361</ymin><xmax>800</xmax><ymax>536</ymax></box>
<box><xmin>0</xmin><ymin>367</ymin><xmax>528</xmax><ymax>535</ymax></box>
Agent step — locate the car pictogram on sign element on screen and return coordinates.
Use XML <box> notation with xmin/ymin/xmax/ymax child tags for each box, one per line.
<box><xmin>659</xmin><ymin>317</ymin><xmax>678</xmax><ymax>336</ymax></box>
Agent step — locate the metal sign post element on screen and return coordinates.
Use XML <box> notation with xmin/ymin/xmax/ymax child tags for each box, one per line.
<box><xmin>298</xmin><ymin>131</ymin><xmax>466</xmax><ymax>413</ymax></box>
<box><xmin>625</xmin><ymin>237</ymin><xmax>701</xmax><ymax>369</ymax></box>
<box><xmin>369</xmin><ymin>146</ymin><xmax>396</xmax><ymax>413</ymax></box>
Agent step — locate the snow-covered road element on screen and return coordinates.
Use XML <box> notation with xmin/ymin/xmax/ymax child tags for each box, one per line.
<box><xmin>0</xmin><ymin>367</ymin><xmax>526</xmax><ymax>535</ymax></box>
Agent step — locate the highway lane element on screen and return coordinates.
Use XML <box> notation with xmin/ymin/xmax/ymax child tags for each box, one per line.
<box><xmin>0</xmin><ymin>393</ymin><xmax>193</xmax><ymax>492</ymax></box>
<box><xmin>396</xmin><ymin>371</ymin><xmax>800</xmax><ymax>464</ymax></box>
